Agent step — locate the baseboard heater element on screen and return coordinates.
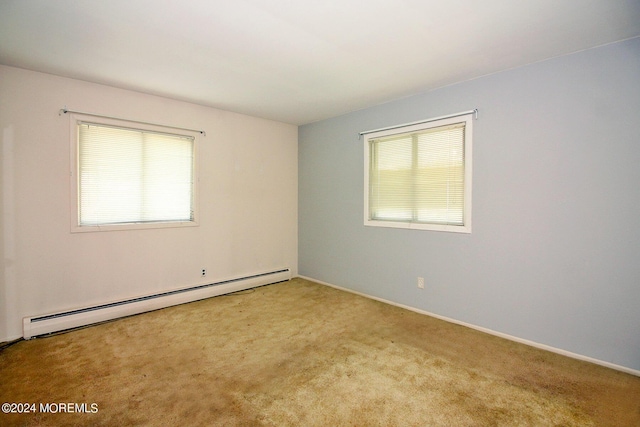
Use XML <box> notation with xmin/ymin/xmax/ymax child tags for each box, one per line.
<box><xmin>23</xmin><ymin>268</ymin><xmax>291</xmax><ymax>339</ymax></box>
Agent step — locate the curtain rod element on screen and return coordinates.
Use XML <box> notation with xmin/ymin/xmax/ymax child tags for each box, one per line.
<box><xmin>59</xmin><ymin>107</ymin><xmax>206</xmax><ymax>136</ymax></box>
<box><xmin>359</xmin><ymin>109</ymin><xmax>477</xmax><ymax>138</ymax></box>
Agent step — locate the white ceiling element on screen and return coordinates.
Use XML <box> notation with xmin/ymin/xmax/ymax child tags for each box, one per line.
<box><xmin>1</xmin><ymin>0</ymin><xmax>639</xmax><ymax>125</ymax></box>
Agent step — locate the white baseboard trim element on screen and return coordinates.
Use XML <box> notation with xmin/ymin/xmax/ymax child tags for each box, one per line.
<box><xmin>1</xmin><ymin>334</ymin><xmax>23</xmax><ymax>344</ymax></box>
<box><xmin>297</xmin><ymin>275</ymin><xmax>640</xmax><ymax>377</ymax></box>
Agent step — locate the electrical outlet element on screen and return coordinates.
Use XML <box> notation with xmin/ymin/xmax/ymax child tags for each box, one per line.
<box><xmin>417</xmin><ymin>277</ymin><xmax>425</xmax><ymax>289</ymax></box>
<box><xmin>201</xmin><ymin>269</ymin><xmax>206</xmax><ymax>277</ymax></box>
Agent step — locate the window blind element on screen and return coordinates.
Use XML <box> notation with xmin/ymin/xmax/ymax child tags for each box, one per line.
<box><xmin>78</xmin><ymin>122</ymin><xmax>194</xmax><ymax>226</ymax></box>
<box><xmin>369</xmin><ymin>122</ymin><xmax>465</xmax><ymax>225</ymax></box>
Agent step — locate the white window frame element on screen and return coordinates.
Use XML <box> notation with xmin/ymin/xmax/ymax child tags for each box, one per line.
<box><xmin>69</xmin><ymin>113</ymin><xmax>199</xmax><ymax>232</ymax></box>
<box><xmin>364</xmin><ymin>113</ymin><xmax>473</xmax><ymax>233</ymax></box>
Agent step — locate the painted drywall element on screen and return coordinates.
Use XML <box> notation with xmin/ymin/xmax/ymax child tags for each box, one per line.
<box><xmin>0</xmin><ymin>65</ymin><xmax>298</xmax><ymax>341</ymax></box>
<box><xmin>299</xmin><ymin>38</ymin><xmax>640</xmax><ymax>371</ymax></box>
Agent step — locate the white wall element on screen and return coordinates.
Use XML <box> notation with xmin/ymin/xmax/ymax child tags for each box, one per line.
<box><xmin>0</xmin><ymin>65</ymin><xmax>298</xmax><ymax>341</ymax></box>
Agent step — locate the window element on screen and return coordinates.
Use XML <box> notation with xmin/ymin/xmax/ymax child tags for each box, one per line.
<box><xmin>364</xmin><ymin>113</ymin><xmax>472</xmax><ymax>233</ymax></box>
<box><xmin>71</xmin><ymin>117</ymin><xmax>197</xmax><ymax>231</ymax></box>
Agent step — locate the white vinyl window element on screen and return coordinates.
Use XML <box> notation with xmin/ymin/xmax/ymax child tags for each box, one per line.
<box><xmin>71</xmin><ymin>117</ymin><xmax>198</xmax><ymax>232</ymax></box>
<box><xmin>364</xmin><ymin>113</ymin><xmax>472</xmax><ymax>233</ymax></box>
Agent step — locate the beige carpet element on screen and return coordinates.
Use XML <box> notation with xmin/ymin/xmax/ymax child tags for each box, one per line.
<box><xmin>1</xmin><ymin>277</ymin><xmax>639</xmax><ymax>426</ymax></box>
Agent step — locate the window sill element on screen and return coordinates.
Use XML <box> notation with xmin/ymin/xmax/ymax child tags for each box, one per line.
<box><xmin>364</xmin><ymin>219</ymin><xmax>471</xmax><ymax>233</ymax></box>
<box><xmin>71</xmin><ymin>220</ymin><xmax>199</xmax><ymax>233</ymax></box>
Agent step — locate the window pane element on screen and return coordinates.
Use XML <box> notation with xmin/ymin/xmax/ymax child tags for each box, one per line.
<box><xmin>366</xmin><ymin>118</ymin><xmax>468</xmax><ymax>230</ymax></box>
<box><xmin>78</xmin><ymin>122</ymin><xmax>194</xmax><ymax>226</ymax></box>
<box><xmin>415</xmin><ymin>124</ymin><xmax>464</xmax><ymax>225</ymax></box>
<box><xmin>370</xmin><ymin>136</ymin><xmax>413</xmax><ymax>220</ymax></box>
<box><xmin>142</xmin><ymin>133</ymin><xmax>194</xmax><ymax>222</ymax></box>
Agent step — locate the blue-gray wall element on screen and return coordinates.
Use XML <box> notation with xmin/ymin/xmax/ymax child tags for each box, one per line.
<box><xmin>299</xmin><ymin>37</ymin><xmax>640</xmax><ymax>371</ymax></box>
